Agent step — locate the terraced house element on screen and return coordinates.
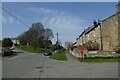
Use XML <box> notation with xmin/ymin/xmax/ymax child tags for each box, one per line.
<box><xmin>74</xmin><ymin>2</ymin><xmax>120</xmax><ymax>51</ymax></box>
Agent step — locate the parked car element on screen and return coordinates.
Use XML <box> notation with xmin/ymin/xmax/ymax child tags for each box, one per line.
<box><xmin>10</xmin><ymin>46</ymin><xmax>15</xmax><ymax>50</ymax></box>
<box><xmin>43</xmin><ymin>50</ymin><xmax>52</xmax><ymax>56</ymax></box>
<box><xmin>2</xmin><ymin>47</ymin><xmax>13</xmax><ymax>56</ymax></box>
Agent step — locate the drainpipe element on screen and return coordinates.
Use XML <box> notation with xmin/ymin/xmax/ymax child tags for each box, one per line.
<box><xmin>98</xmin><ymin>20</ymin><xmax>103</xmax><ymax>50</ymax></box>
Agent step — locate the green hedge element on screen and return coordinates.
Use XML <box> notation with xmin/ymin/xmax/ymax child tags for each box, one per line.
<box><xmin>78</xmin><ymin>56</ymin><xmax>120</xmax><ymax>62</ymax></box>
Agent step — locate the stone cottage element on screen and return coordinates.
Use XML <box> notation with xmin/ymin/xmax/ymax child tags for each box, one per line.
<box><xmin>74</xmin><ymin>2</ymin><xmax>120</xmax><ymax>51</ymax></box>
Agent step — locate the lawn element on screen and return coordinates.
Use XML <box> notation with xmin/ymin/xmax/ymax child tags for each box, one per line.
<box><xmin>17</xmin><ymin>46</ymin><xmax>46</xmax><ymax>53</ymax></box>
<box><xmin>49</xmin><ymin>51</ymin><xmax>67</xmax><ymax>61</ymax></box>
<box><xmin>78</xmin><ymin>57</ymin><xmax>120</xmax><ymax>62</ymax></box>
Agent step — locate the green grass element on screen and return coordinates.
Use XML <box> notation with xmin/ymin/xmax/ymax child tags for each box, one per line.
<box><xmin>17</xmin><ymin>46</ymin><xmax>46</xmax><ymax>53</ymax></box>
<box><xmin>78</xmin><ymin>58</ymin><xmax>120</xmax><ymax>62</ymax></box>
<box><xmin>49</xmin><ymin>51</ymin><xmax>67</xmax><ymax>61</ymax></box>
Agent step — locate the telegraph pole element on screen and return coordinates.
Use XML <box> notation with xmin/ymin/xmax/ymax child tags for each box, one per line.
<box><xmin>56</xmin><ymin>33</ymin><xmax>59</xmax><ymax>49</ymax></box>
<box><xmin>57</xmin><ymin>33</ymin><xmax>58</xmax><ymax>43</ymax></box>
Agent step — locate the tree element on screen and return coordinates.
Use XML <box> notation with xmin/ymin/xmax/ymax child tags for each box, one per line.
<box><xmin>2</xmin><ymin>38</ymin><xmax>13</xmax><ymax>47</ymax></box>
<box><xmin>17</xmin><ymin>22</ymin><xmax>54</xmax><ymax>50</ymax></box>
<box><xmin>54</xmin><ymin>39</ymin><xmax>63</xmax><ymax>49</ymax></box>
<box><xmin>65</xmin><ymin>41</ymin><xmax>73</xmax><ymax>50</ymax></box>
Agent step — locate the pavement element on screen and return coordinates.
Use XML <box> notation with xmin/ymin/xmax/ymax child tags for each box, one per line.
<box><xmin>2</xmin><ymin>49</ymin><xmax>119</xmax><ymax>78</ymax></box>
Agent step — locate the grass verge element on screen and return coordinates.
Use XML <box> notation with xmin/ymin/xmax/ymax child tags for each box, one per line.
<box><xmin>78</xmin><ymin>58</ymin><xmax>120</xmax><ymax>62</ymax></box>
<box><xmin>49</xmin><ymin>51</ymin><xmax>67</xmax><ymax>61</ymax></box>
<box><xmin>17</xmin><ymin>46</ymin><xmax>46</xmax><ymax>53</ymax></box>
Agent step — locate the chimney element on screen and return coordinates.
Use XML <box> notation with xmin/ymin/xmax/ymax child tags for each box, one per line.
<box><xmin>116</xmin><ymin>0</ymin><xmax>120</xmax><ymax>13</ymax></box>
<box><xmin>93</xmin><ymin>20</ymin><xmax>97</xmax><ymax>27</ymax></box>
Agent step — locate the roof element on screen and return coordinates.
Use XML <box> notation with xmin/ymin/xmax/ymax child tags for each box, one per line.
<box><xmin>85</xmin><ymin>25</ymin><xmax>98</xmax><ymax>35</ymax></box>
<box><xmin>79</xmin><ymin>30</ymin><xmax>85</xmax><ymax>38</ymax></box>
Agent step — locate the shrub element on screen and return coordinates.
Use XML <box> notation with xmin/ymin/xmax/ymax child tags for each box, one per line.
<box><xmin>116</xmin><ymin>48</ymin><xmax>120</xmax><ymax>53</ymax></box>
<box><xmin>2</xmin><ymin>38</ymin><xmax>13</xmax><ymax>47</ymax></box>
<box><xmin>14</xmin><ymin>44</ymin><xmax>18</xmax><ymax>46</ymax></box>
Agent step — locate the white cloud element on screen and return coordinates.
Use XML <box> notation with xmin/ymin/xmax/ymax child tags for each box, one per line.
<box><xmin>29</xmin><ymin>7</ymin><xmax>86</xmax><ymax>44</ymax></box>
<box><xmin>28</xmin><ymin>7</ymin><xmax>58</xmax><ymax>15</ymax></box>
<box><xmin>2</xmin><ymin>16</ymin><xmax>7</xmax><ymax>24</ymax></box>
<box><xmin>8</xmin><ymin>17</ymin><xmax>14</xmax><ymax>24</ymax></box>
<box><xmin>2</xmin><ymin>16</ymin><xmax>20</xmax><ymax>25</ymax></box>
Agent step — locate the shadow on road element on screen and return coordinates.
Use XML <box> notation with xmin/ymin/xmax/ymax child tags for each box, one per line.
<box><xmin>2</xmin><ymin>51</ymin><xmax>24</xmax><ymax>58</ymax></box>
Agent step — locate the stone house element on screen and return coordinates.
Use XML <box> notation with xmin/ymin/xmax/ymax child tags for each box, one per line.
<box><xmin>74</xmin><ymin>2</ymin><xmax>120</xmax><ymax>51</ymax></box>
<box><xmin>11</xmin><ymin>38</ymin><xmax>20</xmax><ymax>45</ymax></box>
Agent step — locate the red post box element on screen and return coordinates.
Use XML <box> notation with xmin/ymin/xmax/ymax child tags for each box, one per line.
<box><xmin>80</xmin><ymin>48</ymin><xmax>84</xmax><ymax>54</ymax></box>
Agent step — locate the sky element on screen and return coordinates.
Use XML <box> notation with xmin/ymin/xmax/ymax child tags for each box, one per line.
<box><xmin>2</xmin><ymin>2</ymin><xmax>117</xmax><ymax>45</ymax></box>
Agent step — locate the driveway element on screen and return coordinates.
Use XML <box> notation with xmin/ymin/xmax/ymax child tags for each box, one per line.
<box><xmin>2</xmin><ymin>49</ymin><xmax>119</xmax><ymax>78</ymax></box>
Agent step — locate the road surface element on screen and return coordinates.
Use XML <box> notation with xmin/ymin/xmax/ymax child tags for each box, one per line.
<box><xmin>2</xmin><ymin>49</ymin><xmax>119</xmax><ymax>78</ymax></box>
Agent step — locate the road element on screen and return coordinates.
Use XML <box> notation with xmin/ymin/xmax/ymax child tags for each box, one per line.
<box><xmin>2</xmin><ymin>49</ymin><xmax>119</xmax><ymax>78</ymax></box>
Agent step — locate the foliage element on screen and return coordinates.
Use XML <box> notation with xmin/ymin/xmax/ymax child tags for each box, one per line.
<box><xmin>65</xmin><ymin>41</ymin><xmax>73</xmax><ymax>50</ymax></box>
<box><xmin>49</xmin><ymin>45</ymin><xmax>56</xmax><ymax>51</ymax></box>
<box><xmin>17</xmin><ymin>22</ymin><xmax>53</xmax><ymax>49</ymax></box>
<box><xmin>78</xmin><ymin>57</ymin><xmax>120</xmax><ymax>62</ymax></box>
<box><xmin>49</xmin><ymin>51</ymin><xmax>67</xmax><ymax>61</ymax></box>
<box><xmin>78</xmin><ymin>56</ymin><xmax>120</xmax><ymax>62</ymax></box>
<box><xmin>14</xmin><ymin>43</ymin><xmax>18</xmax><ymax>46</ymax></box>
<box><xmin>2</xmin><ymin>38</ymin><xmax>13</xmax><ymax>47</ymax></box>
<box><xmin>116</xmin><ymin>48</ymin><xmax>120</xmax><ymax>53</ymax></box>
<box><xmin>49</xmin><ymin>44</ymin><xmax>64</xmax><ymax>51</ymax></box>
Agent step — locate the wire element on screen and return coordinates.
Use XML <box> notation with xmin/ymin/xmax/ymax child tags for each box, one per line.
<box><xmin>2</xmin><ymin>5</ymin><xmax>34</xmax><ymax>20</ymax></box>
<box><xmin>2</xmin><ymin>7</ymin><xmax>30</xmax><ymax>28</ymax></box>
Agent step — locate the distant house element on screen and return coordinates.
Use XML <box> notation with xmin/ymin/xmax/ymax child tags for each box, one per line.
<box><xmin>11</xmin><ymin>38</ymin><xmax>20</xmax><ymax>45</ymax></box>
<box><xmin>74</xmin><ymin>2</ymin><xmax>120</xmax><ymax>51</ymax></box>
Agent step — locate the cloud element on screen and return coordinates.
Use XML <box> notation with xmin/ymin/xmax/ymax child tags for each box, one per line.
<box><xmin>8</xmin><ymin>17</ymin><xmax>14</xmax><ymax>24</ymax></box>
<box><xmin>2</xmin><ymin>16</ymin><xmax>7</xmax><ymax>24</ymax></box>
<box><xmin>28</xmin><ymin>7</ymin><xmax>58</xmax><ymax>15</ymax></box>
<box><xmin>29</xmin><ymin>7</ymin><xmax>86</xmax><ymax>44</ymax></box>
<box><xmin>2</xmin><ymin>16</ymin><xmax>20</xmax><ymax>25</ymax></box>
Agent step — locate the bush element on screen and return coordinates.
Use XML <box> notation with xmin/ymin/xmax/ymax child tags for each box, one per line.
<box><xmin>84</xmin><ymin>56</ymin><xmax>119</xmax><ymax>59</ymax></box>
<box><xmin>116</xmin><ymin>48</ymin><xmax>120</xmax><ymax>53</ymax></box>
<box><xmin>2</xmin><ymin>38</ymin><xmax>13</xmax><ymax>47</ymax></box>
<box><xmin>14</xmin><ymin>44</ymin><xmax>19</xmax><ymax>46</ymax></box>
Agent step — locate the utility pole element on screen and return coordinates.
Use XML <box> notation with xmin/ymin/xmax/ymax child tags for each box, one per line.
<box><xmin>57</xmin><ymin>33</ymin><xmax>58</xmax><ymax>43</ymax></box>
<box><xmin>56</xmin><ymin>33</ymin><xmax>59</xmax><ymax>49</ymax></box>
<box><xmin>56</xmin><ymin>33</ymin><xmax>58</xmax><ymax>49</ymax></box>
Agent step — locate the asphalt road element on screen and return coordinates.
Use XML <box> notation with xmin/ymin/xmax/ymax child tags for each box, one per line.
<box><xmin>2</xmin><ymin>49</ymin><xmax>119</xmax><ymax>78</ymax></box>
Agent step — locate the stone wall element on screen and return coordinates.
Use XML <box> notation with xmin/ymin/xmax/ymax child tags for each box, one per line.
<box><xmin>101</xmin><ymin>14</ymin><xmax>119</xmax><ymax>51</ymax></box>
